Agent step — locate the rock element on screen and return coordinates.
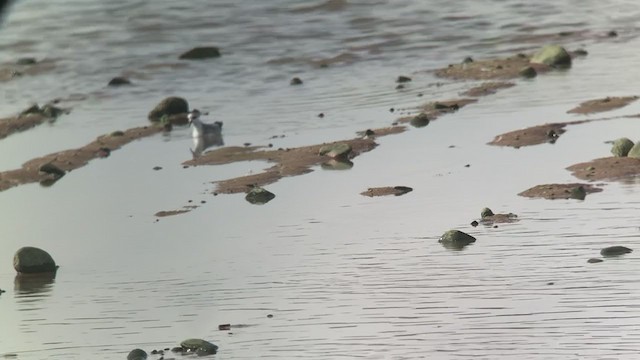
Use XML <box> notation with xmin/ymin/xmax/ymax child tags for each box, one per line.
<box><xmin>573</xmin><ymin>48</ymin><xmax>588</xmax><ymax>57</ymax></box>
<box><xmin>600</xmin><ymin>246</ymin><xmax>632</xmax><ymax>257</ymax></box>
<box><xmin>396</xmin><ymin>75</ymin><xmax>412</xmax><ymax>83</ymax></box>
<box><xmin>569</xmin><ymin>186</ymin><xmax>586</xmax><ymax>200</ymax></box>
<box><xmin>39</xmin><ymin>163</ymin><xmax>65</xmax><ymax>179</ymax></box>
<box><xmin>480</xmin><ymin>207</ymin><xmax>494</xmax><ymax>218</ymax></box>
<box><xmin>148</xmin><ymin>96</ymin><xmax>189</xmax><ymax>122</ymax></box>
<box><xmin>627</xmin><ymin>141</ymin><xmax>640</xmax><ymax>159</ymax></box>
<box><xmin>218</xmin><ymin>324</ymin><xmax>231</xmax><ymax>331</ymax></box>
<box><xmin>530</xmin><ymin>45</ymin><xmax>572</xmax><ymax>68</ymax></box>
<box><xmin>439</xmin><ymin>230</ymin><xmax>476</xmax><ymax>249</ymax></box>
<box><xmin>179</xmin><ymin>339</ymin><xmax>218</xmax><ymax>356</ymax></box>
<box><xmin>321</xmin><ymin>159</ymin><xmax>353</xmax><ymax>170</ymax></box>
<box><xmin>587</xmin><ymin>258</ymin><xmax>603</xmax><ymax>263</ymax></box>
<box><xmin>410</xmin><ymin>113</ymin><xmax>430</xmax><ymax>128</ymax></box>
<box><xmin>290</xmin><ymin>77</ymin><xmax>303</xmax><ymax>85</ymax></box>
<box><xmin>611</xmin><ymin>137</ymin><xmax>634</xmax><ymax>157</ymax></box>
<box><xmin>179</xmin><ymin>46</ymin><xmax>221</xmax><ymax>60</ymax></box>
<box><xmin>470</xmin><ymin>220</ymin><xmax>479</xmax><ymax>227</ymax></box>
<box><xmin>108</xmin><ymin>77</ymin><xmax>132</xmax><ymax>86</ymax></box>
<box><xmin>607</xmin><ymin>30</ymin><xmax>618</xmax><ymax>37</ymax></box>
<box><xmin>462</xmin><ymin>56</ymin><xmax>474</xmax><ymax>64</ymax></box>
<box><xmin>127</xmin><ymin>349</ymin><xmax>147</xmax><ymax>360</ymax></box>
<box><xmin>13</xmin><ymin>246</ymin><xmax>58</xmax><ymax>274</ymax></box>
<box><xmin>519</xmin><ymin>66</ymin><xmax>537</xmax><ymax>78</ymax></box>
<box><xmin>319</xmin><ymin>143</ymin><xmax>351</xmax><ymax>159</ymax></box>
<box><xmin>245</xmin><ymin>186</ymin><xmax>276</xmax><ymax>205</ymax></box>
<box><xmin>0</xmin><ymin>288</ymin><xmax>5</xmax><ymax>294</ymax></box>
<box><xmin>41</xmin><ymin>104</ymin><xmax>66</xmax><ymax>118</ymax></box>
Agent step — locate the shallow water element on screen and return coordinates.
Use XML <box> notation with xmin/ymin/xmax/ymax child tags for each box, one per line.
<box><xmin>2</xmin><ymin>0</ymin><xmax>640</xmax><ymax>359</ymax></box>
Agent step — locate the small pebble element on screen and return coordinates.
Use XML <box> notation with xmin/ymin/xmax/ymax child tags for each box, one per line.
<box><xmin>396</xmin><ymin>75</ymin><xmax>412</xmax><ymax>83</ymax></box>
<box><xmin>218</xmin><ymin>324</ymin><xmax>231</xmax><ymax>331</ymax></box>
<box><xmin>587</xmin><ymin>258</ymin><xmax>603</xmax><ymax>264</ymax></box>
<box><xmin>267</xmin><ymin>314</ymin><xmax>274</xmax><ymax>318</ymax></box>
<box><xmin>153</xmin><ymin>166</ymin><xmax>162</xmax><ymax>171</ymax></box>
<box><xmin>244</xmin><ymin>143</ymin><xmax>251</xmax><ymax>147</ymax></box>
<box><xmin>464</xmin><ymin>164</ymin><xmax>470</xmax><ymax>168</ymax></box>
<box><xmin>290</xmin><ymin>77</ymin><xmax>303</xmax><ymax>85</ymax></box>
<box><xmin>493</xmin><ymin>225</ymin><xmax>498</xmax><ymax>228</ymax></box>
<box><xmin>200</xmin><ymin>200</ymin><xmax>206</xmax><ymax>204</ymax></box>
<box><xmin>318</xmin><ymin>113</ymin><xmax>324</xmax><ymax>118</ymax></box>
<box><xmin>470</xmin><ymin>221</ymin><xmax>479</xmax><ymax>227</ymax></box>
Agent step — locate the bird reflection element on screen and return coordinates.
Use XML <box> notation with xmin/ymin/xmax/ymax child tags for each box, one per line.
<box><xmin>191</xmin><ymin>132</ymin><xmax>224</xmax><ymax>158</ymax></box>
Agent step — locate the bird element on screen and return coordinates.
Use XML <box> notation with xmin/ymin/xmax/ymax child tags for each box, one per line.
<box><xmin>187</xmin><ymin>109</ymin><xmax>223</xmax><ymax>138</ymax></box>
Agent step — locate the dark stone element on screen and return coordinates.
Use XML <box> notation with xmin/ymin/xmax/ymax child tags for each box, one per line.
<box><xmin>97</xmin><ymin>147</ymin><xmax>111</xmax><ymax>158</ymax></box>
<box><xmin>318</xmin><ymin>113</ymin><xmax>324</xmax><ymax>118</ymax></box>
<box><xmin>245</xmin><ymin>187</ymin><xmax>276</xmax><ymax>205</ymax></box>
<box><xmin>13</xmin><ymin>246</ymin><xmax>58</xmax><ymax>274</ymax></box>
<box><xmin>573</xmin><ymin>48</ymin><xmax>588</xmax><ymax>57</ymax></box>
<box><xmin>587</xmin><ymin>258</ymin><xmax>603</xmax><ymax>263</ymax></box>
<box><xmin>410</xmin><ymin>113</ymin><xmax>429</xmax><ymax>128</ymax></box>
<box><xmin>607</xmin><ymin>30</ymin><xmax>618</xmax><ymax>37</ymax></box>
<box><xmin>16</xmin><ymin>57</ymin><xmax>37</xmax><ymax>65</ymax></box>
<box><xmin>395</xmin><ymin>84</ymin><xmax>405</xmax><ymax>90</ymax></box>
<box><xmin>127</xmin><ymin>349</ymin><xmax>147</xmax><ymax>360</ymax></box>
<box><xmin>480</xmin><ymin>207</ymin><xmax>494</xmax><ymax>218</ymax></box>
<box><xmin>393</xmin><ymin>186</ymin><xmax>413</xmax><ymax>196</ymax></box>
<box><xmin>179</xmin><ymin>339</ymin><xmax>218</xmax><ymax>355</ymax></box>
<box><xmin>396</xmin><ymin>75</ymin><xmax>412</xmax><ymax>83</ymax></box>
<box><xmin>470</xmin><ymin>220</ymin><xmax>479</xmax><ymax>227</ymax></box>
<box><xmin>519</xmin><ymin>66</ymin><xmax>537</xmax><ymax>78</ymax></box>
<box><xmin>39</xmin><ymin>163</ymin><xmax>65</xmax><ymax>179</ymax></box>
<box><xmin>148</xmin><ymin>97</ymin><xmax>189</xmax><ymax>122</ymax></box>
<box><xmin>364</xmin><ymin>129</ymin><xmax>375</xmax><ymax>137</ymax></box>
<box><xmin>110</xmin><ymin>130</ymin><xmax>125</xmax><ymax>137</ymax></box>
<box><xmin>267</xmin><ymin>314</ymin><xmax>274</xmax><ymax>318</ymax></box>
<box><xmin>153</xmin><ymin>166</ymin><xmax>162</xmax><ymax>171</ymax></box>
<box><xmin>600</xmin><ymin>246</ymin><xmax>632</xmax><ymax>257</ymax></box>
<box><xmin>179</xmin><ymin>46</ymin><xmax>221</xmax><ymax>60</ymax></box>
<box><xmin>462</xmin><ymin>56</ymin><xmax>474</xmax><ymax>64</ymax></box>
<box><xmin>569</xmin><ymin>186</ymin><xmax>586</xmax><ymax>200</ymax></box>
<box><xmin>439</xmin><ymin>230</ymin><xmax>476</xmax><ymax>250</ymax></box>
<box><xmin>218</xmin><ymin>324</ymin><xmax>231</xmax><ymax>331</ymax></box>
<box><xmin>108</xmin><ymin>77</ymin><xmax>131</xmax><ymax>86</ymax></box>
<box><xmin>290</xmin><ymin>77</ymin><xmax>303</xmax><ymax>85</ymax></box>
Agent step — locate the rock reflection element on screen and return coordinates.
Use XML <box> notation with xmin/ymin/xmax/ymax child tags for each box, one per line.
<box><xmin>190</xmin><ymin>133</ymin><xmax>224</xmax><ymax>158</ymax></box>
<box><xmin>14</xmin><ymin>271</ymin><xmax>56</xmax><ymax>297</ymax></box>
<box><xmin>320</xmin><ymin>158</ymin><xmax>354</xmax><ymax>170</ymax></box>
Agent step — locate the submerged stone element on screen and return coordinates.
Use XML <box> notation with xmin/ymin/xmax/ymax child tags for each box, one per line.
<box><xmin>396</xmin><ymin>75</ymin><xmax>412</xmax><ymax>83</ymax></box>
<box><xmin>245</xmin><ymin>187</ymin><xmax>276</xmax><ymax>205</ymax></box>
<box><xmin>108</xmin><ymin>77</ymin><xmax>132</xmax><ymax>86</ymax></box>
<box><xmin>13</xmin><ymin>246</ymin><xmax>58</xmax><ymax>274</ymax></box>
<box><xmin>530</xmin><ymin>44</ymin><xmax>572</xmax><ymax>68</ymax></box>
<box><xmin>179</xmin><ymin>46</ymin><xmax>221</xmax><ymax>60</ymax></box>
<box><xmin>439</xmin><ymin>230</ymin><xmax>476</xmax><ymax>250</ymax></box>
<box><xmin>127</xmin><ymin>349</ymin><xmax>147</xmax><ymax>360</ymax></box>
<box><xmin>587</xmin><ymin>258</ymin><xmax>603</xmax><ymax>263</ymax></box>
<box><xmin>519</xmin><ymin>66</ymin><xmax>537</xmax><ymax>78</ymax></box>
<box><xmin>569</xmin><ymin>186</ymin><xmax>586</xmax><ymax>200</ymax></box>
<box><xmin>39</xmin><ymin>163</ymin><xmax>65</xmax><ymax>179</ymax></box>
<box><xmin>600</xmin><ymin>246</ymin><xmax>632</xmax><ymax>257</ymax></box>
<box><xmin>179</xmin><ymin>339</ymin><xmax>218</xmax><ymax>355</ymax></box>
<box><xmin>290</xmin><ymin>77</ymin><xmax>303</xmax><ymax>85</ymax></box>
<box><xmin>611</xmin><ymin>137</ymin><xmax>634</xmax><ymax>157</ymax></box>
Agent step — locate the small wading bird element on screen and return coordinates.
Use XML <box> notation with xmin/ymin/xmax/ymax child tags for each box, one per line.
<box><xmin>187</xmin><ymin>109</ymin><xmax>223</xmax><ymax>138</ymax></box>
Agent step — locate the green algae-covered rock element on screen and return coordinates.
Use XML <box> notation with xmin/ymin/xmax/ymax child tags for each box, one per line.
<box><xmin>179</xmin><ymin>338</ymin><xmax>218</xmax><ymax>355</ymax></box>
<box><xmin>480</xmin><ymin>207</ymin><xmax>495</xmax><ymax>218</ymax></box>
<box><xmin>600</xmin><ymin>246</ymin><xmax>632</xmax><ymax>257</ymax></box>
<box><xmin>410</xmin><ymin>113</ymin><xmax>430</xmax><ymax>128</ymax></box>
<box><xmin>439</xmin><ymin>230</ymin><xmax>476</xmax><ymax>250</ymax></box>
<box><xmin>245</xmin><ymin>187</ymin><xmax>276</xmax><ymax>205</ymax></box>
<box><xmin>13</xmin><ymin>246</ymin><xmax>58</xmax><ymax>274</ymax></box>
<box><xmin>611</xmin><ymin>137</ymin><xmax>634</xmax><ymax>157</ymax></box>
<box><xmin>127</xmin><ymin>349</ymin><xmax>147</xmax><ymax>360</ymax></box>
<box><xmin>319</xmin><ymin>143</ymin><xmax>352</xmax><ymax>159</ymax></box>
<box><xmin>569</xmin><ymin>186</ymin><xmax>586</xmax><ymax>200</ymax></box>
<box><xmin>148</xmin><ymin>96</ymin><xmax>189</xmax><ymax>122</ymax></box>
<box><xmin>530</xmin><ymin>45</ymin><xmax>572</xmax><ymax>68</ymax></box>
<box><xmin>627</xmin><ymin>141</ymin><xmax>640</xmax><ymax>159</ymax></box>
<box><xmin>519</xmin><ymin>66</ymin><xmax>537</xmax><ymax>78</ymax></box>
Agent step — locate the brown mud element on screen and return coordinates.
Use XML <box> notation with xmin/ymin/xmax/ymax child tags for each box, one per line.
<box><xmin>567</xmin><ymin>96</ymin><xmax>638</xmax><ymax>114</ymax></box>
<box><xmin>518</xmin><ymin>183</ymin><xmax>603</xmax><ymax>200</ymax></box>
<box><xmin>488</xmin><ymin>122</ymin><xmax>580</xmax><ymax>148</ymax></box>
<box><xmin>567</xmin><ymin>157</ymin><xmax>640</xmax><ymax>181</ymax></box>
<box><xmin>461</xmin><ymin>82</ymin><xmax>515</xmax><ymax>97</ymax></box>
<box><xmin>0</xmin><ymin>113</ymin><xmax>52</xmax><ymax>140</ymax></box>
<box><xmin>0</xmin><ymin>59</ymin><xmax>57</xmax><ymax>83</ymax></box>
<box><xmin>434</xmin><ymin>54</ymin><xmax>549</xmax><ymax>80</ymax></box>
<box><xmin>0</xmin><ymin>126</ymin><xmax>163</xmax><ymax>192</ymax></box>
<box><xmin>360</xmin><ymin>186</ymin><xmax>413</xmax><ymax>197</ymax></box>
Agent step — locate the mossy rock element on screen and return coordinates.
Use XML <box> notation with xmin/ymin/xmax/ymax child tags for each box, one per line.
<box><xmin>148</xmin><ymin>97</ymin><xmax>189</xmax><ymax>122</ymax></box>
<box><xmin>245</xmin><ymin>187</ymin><xmax>276</xmax><ymax>205</ymax></box>
<box><xmin>179</xmin><ymin>339</ymin><xmax>218</xmax><ymax>355</ymax></box>
<box><xmin>611</xmin><ymin>137</ymin><xmax>634</xmax><ymax>157</ymax></box>
<box><xmin>627</xmin><ymin>141</ymin><xmax>640</xmax><ymax>159</ymax></box>
<box><xmin>13</xmin><ymin>246</ymin><xmax>58</xmax><ymax>274</ymax></box>
<box><xmin>480</xmin><ymin>207</ymin><xmax>494</xmax><ymax>218</ymax></box>
<box><xmin>179</xmin><ymin>47</ymin><xmax>221</xmax><ymax>60</ymax></box>
<box><xmin>530</xmin><ymin>45</ymin><xmax>572</xmax><ymax>68</ymax></box>
<box><xmin>319</xmin><ymin>143</ymin><xmax>351</xmax><ymax>159</ymax></box>
<box><xmin>410</xmin><ymin>113</ymin><xmax>430</xmax><ymax>128</ymax></box>
<box><xmin>519</xmin><ymin>66</ymin><xmax>537</xmax><ymax>78</ymax></box>
<box><xmin>127</xmin><ymin>349</ymin><xmax>147</xmax><ymax>360</ymax></box>
<box><xmin>439</xmin><ymin>230</ymin><xmax>476</xmax><ymax>250</ymax></box>
<box><xmin>600</xmin><ymin>246</ymin><xmax>632</xmax><ymax>257</ymax></box>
